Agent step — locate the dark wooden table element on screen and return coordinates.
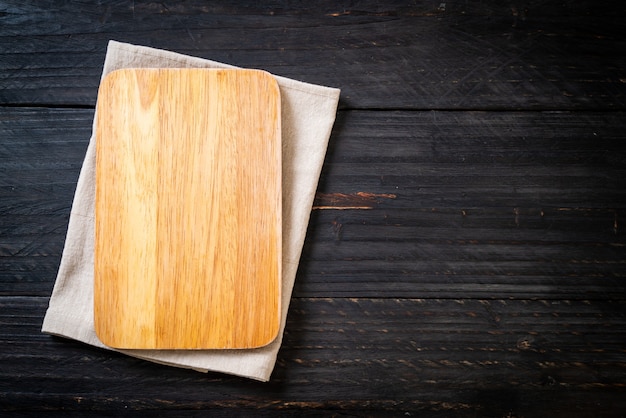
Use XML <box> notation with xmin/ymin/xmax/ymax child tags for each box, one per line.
<box><xmin>2</xmin><ymin>1</ymin><xmax>626</xmax><ymax>416</ymax></box>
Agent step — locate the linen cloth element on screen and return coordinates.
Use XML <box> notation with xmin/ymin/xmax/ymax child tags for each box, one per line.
<box><xmin>41</xmin><ymin>40</ymin><xmax>340</xmax><ymax>382</ymax></box>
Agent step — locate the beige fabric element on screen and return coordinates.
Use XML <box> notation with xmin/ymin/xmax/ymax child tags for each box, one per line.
<box><xmin>41</xmin><ymin>40</ymin><xmax>340</xmax><ymax>382</ymax></box>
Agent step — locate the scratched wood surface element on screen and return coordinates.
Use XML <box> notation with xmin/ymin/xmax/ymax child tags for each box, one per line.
<box><xmin>1</xmin><ymin>1</ymin><xmax>626</xmax><ymax>416</ymax></box>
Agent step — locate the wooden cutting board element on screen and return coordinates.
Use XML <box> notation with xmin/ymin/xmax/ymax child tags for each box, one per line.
<box><xmin>93</xmin><ymin>68</ymin><xmax>282</xmax><ymax>350</ymax></box>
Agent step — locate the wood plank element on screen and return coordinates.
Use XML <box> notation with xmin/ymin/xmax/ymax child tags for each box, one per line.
<box><xmin>1</xmin><ymin>1</ymin><xmax>625</xmax><ymax>109</ymax></box>
<box><xmin>1</xmin><ymin>296</ymin><xmax>625</xmax><ymax>416</ymax></box>
<box><xmin>316</xmin><ymin>110</ymin><xmax>626</xmax><ymax>208</ymax></box>
<box><xmin>1</xmin><ymin>108</ymin><xmax>625</xmax><ymax>299</ymax></box>
<box><xmin>5</xmin><ymin>208</ymin><xmax>625</xmax><ymax>299</ymax></box>
<box><xmin>4</xmin><ymin>108</ymin><xmax>625</xmax><ymax>207</ymax></box>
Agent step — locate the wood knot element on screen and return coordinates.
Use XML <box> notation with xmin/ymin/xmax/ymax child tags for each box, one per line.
<box><xmin>516</xmin><ymin>336</ymin><xmax>534</xmax><ymax>350</ymax></box>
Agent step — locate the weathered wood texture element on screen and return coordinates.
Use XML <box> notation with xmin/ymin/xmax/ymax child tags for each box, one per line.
<box><xmin>1</xmin><ymin>0</ymin><xmax>626</xmax><ymax>416</ymax></box>
<box><xmin>2</xmin><ymin>297</ymin><xmax>626</xmax><ymax>416</ymax></box>
<box><xmin>3</xmin><ymin>108</ymin><xmax>624</xmax><ymax>299</ymax></box>
<box><xmin>1</xmin><ymin>1</ymin><xmax>626</xmax><ymax>110</ymax></box>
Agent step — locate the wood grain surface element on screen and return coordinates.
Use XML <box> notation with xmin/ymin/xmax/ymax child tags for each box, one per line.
<box><xmin>94</xmin><ymin>69</ymin><xmax>281</xmax><ymax>349</ymax></box>
<box><xmin>2</xmin><ymin>0</ymin><xmax>626</xmax><ymax>416</ymax></box>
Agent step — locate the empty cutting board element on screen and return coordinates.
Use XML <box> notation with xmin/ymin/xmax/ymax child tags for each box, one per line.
<box><xmin>94</xmin><ymin>68</ymin><xmax>282</xmax><ymax>350</ymax></box>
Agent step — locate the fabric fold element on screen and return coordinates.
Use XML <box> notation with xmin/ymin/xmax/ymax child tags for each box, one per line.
<box><xmin>42</xmin><ymin>40</ymin><xmax>340</xmax><ymax>382</ymax></box>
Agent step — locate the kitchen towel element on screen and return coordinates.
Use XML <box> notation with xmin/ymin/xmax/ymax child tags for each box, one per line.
<box><xmin>41</xmin><ymin>40</ymin><xmax>340</xmax><ymax>382</ymax></box>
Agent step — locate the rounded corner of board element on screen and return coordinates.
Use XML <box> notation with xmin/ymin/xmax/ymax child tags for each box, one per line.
<box><xmin>237</xmin><ymin>69</ymin><xmax>280</xmax><ymax>96</ymax></box>
<box><xmin>246</xmin><ymin>318</ymin><xmax>282</xmax><ymax>349</ymax></box>
<box><xmin>93</xmin><ymin>321</ymin><xmax>115</xmax><ymax>349</ymax></box>
<box><xmin>259</xmin><ymin>70</ymin><xmax>281</xmax><ymax>95</ymax></box>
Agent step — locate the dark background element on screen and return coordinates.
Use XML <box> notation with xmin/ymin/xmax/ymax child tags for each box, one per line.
<box><xmin>1</xmin><ymin>1</ymin><xmax>625</xmax><ymax>416</ymax></box>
